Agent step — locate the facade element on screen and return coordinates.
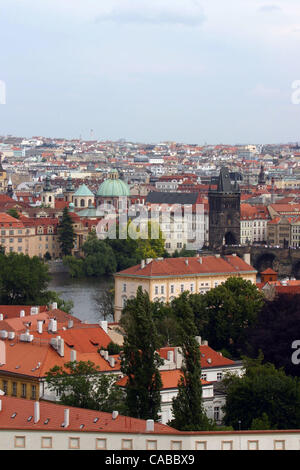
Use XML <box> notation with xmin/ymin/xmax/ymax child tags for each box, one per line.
<box><xmin>114</xmin><ymin>254</ymin><xmax>257</xmax><ymax>322</ymax></box>
<box><xmin>208</xmin><ymin>167</ymin><xmax>241</xmax><ymax>250</ymax></box>
<box><xmin>240</xmin><ymin>204</ymin><xmax>269</xmax><ymax>245</ymax></box>
<box><xmin>0</xmin><ymin>396</ymin><xmax>299</xmax><ymax>450</ymax></box>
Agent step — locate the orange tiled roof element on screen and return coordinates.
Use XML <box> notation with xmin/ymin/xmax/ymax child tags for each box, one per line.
<box><xmin>115</xmin><ymin>255</ymin><xmax>256</xmax><ymax>278</ymax></box>
<box><xmin>159</xmin><ymin>346</ymin><xmax>235</xmax><ymax>369</ymax></box>
<box><xmin>0</xmin><ymin>396</ymin><xmax>179</xmax><ymax>434</ymax></box>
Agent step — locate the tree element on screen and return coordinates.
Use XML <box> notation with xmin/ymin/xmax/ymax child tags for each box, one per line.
<box><xmin>169</xmin><ymin>293</ymin><xmax>212</xmax><ymax>431</ymax></box>
<box><xmin>190</xmin><ymin>277</ymin><xmax>264</xmax><ymax>358</ymax></box>
<box><xmin>6</xmin><ymin>208</ymin><xmax>20</xmax><ymax>219</ymax></box>
<box><xmin>0</xmin><ymin>252</ymin><xmax>51</xmax><ymax>304</ymax></box>
<box><xmin>222</xmin><ymin>354</ymin><xmax>300</xmax><ymax>430</ymax></box>
<box><xmin>245</xmin><ymin>293</ymin><xmax>300</xmax><ymax>377</ymax></box>
<box><xmin>120</xmin><ymin>287</ymin><xmax>163</xmax><ymax>421</ymax></box>
<box><xmin>82</xmin><ymin>231</ymin><xmax>117</xmax><ymax>276</ymax></box>
<box><xmin>45</xmin><ymin>360</ymin><xmax>126</xmax><ymax>413</ymax></box>
<box><xmin>58</xmin><ymin>207</ymin><xmax>75</xmax><ymax>256</ymax></box>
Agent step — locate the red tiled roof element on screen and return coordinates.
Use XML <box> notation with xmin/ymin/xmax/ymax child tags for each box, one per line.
<box><xmin>115</xmin><ymin>255</ymin><xmax>256</xmax><ymax>278</ymax></box>
<box><xmin>0</xmin><ymin>396</ymin><xmax>179</xmax><ymax>434</ymax></box>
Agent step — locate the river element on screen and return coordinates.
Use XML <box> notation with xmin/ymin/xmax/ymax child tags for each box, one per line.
<box><xmin>48</xmin><ymin>272</ymin><xmax>114</xmax><ymax>323</ymax></box>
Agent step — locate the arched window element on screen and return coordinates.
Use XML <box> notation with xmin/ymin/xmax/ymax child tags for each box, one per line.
<box><xmin>81</xmin><ymin>199</ymin><xmax>85</xmax><ymax>207</ymax></box>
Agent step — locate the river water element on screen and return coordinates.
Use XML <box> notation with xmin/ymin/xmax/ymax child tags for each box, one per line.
<box><xmin>48</xmin><ymin>272</ymin><xmax>114</xmax><ymax>323</ymax></box>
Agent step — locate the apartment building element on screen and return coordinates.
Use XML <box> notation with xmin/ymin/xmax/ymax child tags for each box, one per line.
<box><xmin>114</xmin><ymin>254</ymin><xmax>257</xmax><ymax>322</ymax></box>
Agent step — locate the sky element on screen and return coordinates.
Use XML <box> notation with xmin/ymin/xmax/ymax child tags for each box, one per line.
<box><xmin>0</xmin><ymin>0</ymin><xmax>300</xmax><ymax>144</ymax></box>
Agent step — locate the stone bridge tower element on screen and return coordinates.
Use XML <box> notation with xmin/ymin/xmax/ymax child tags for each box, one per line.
<box><xmin>208</xmin><ymin>167</ymin><xmax>240</xmax><ymax>251</ymax></box>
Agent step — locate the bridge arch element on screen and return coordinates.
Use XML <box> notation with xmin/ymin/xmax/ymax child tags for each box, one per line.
<box><xmin>254</xmin><ymin>252</ymin><xmax>279</xmax><ymax>273</ymax></box>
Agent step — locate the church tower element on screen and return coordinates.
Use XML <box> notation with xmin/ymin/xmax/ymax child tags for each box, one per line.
<box><xmin>208</xmin><ymin>167</ymin><xmax>241</xmax><ymax>251</ymax></box>
<box><xmin>42</xmin><ymin>175</ymin><xmax>55</xmax><ymax>208</ymax></box>
<box><xmin>0</xmin><ymin>154</ymin><xmax>8</xmax><ymax>193</ymax></box>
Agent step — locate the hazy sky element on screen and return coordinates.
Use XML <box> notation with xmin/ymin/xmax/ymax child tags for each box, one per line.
<box><xmin>1</xmin><ymin>0</ymin><xmax>300</xmax><ymax>144</ymax></box>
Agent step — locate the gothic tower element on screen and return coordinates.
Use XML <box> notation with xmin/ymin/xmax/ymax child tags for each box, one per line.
<box><xmin>208</xmin><ymin>167</ymin><xmax>241</xmax><ymax>251</ymax></box>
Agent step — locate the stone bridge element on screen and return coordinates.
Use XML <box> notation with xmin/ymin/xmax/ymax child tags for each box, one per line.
<box><xmin>218</xmin><ymin>246</ymin><xmax>300</xmax><ymax>278</ymax></box>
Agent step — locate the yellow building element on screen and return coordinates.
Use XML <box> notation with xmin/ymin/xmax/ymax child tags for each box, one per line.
<box><xmin>114</xmin><ymin>254</ymin><xmax>257</xmax><ymax>322</ymax></box>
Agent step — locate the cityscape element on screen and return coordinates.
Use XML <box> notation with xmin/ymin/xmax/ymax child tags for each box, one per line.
<box><xmin>1</xmin><ymin>0</ymin><xmax>300</xmax><ymax>456</ymax></box>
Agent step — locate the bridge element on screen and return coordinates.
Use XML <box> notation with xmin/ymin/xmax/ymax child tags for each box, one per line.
<box><xmin>215</xmin><ymin>245</ymin><xmax>300</xmax><ymax>278</ymax></box>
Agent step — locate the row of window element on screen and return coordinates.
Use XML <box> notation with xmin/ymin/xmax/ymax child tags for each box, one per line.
<box><xmin>2</xmin><ymin>380</ymin><xmax>37</xmax><ymax>400</ymax></box>
<box><xmin>11</xmin><ymin>436</ymin><xmax>288</xmax><ymax>450</ymax></box>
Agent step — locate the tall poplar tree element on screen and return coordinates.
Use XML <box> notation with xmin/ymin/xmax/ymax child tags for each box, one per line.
<box><xmin>58</xmin><ymin>207</ymin><xmax>75</xmax><ymax>256</ymax></box>
<box><xmin>170</xmin><ymin>293</ymin><xmax>212</xmax><ymax>431</ymax></box>
<box><xmin>120</xmin><ymin>287</ymin><xmax>163</xmax><ymax>421</ymax></box>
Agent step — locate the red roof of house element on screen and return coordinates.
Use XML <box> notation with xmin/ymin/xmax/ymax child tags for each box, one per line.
<box><xmin>115</xmin><ymin>255</ymin><xmax>256</xmax><ymax>278</ymax></box>
<box><xmin>0</xmin><ymin>396</ymin><xmax>179</xmax><ymax>434</ymax></box>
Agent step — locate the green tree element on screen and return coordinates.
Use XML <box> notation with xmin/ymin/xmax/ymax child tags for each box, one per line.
<box><xmin>7</xmin><ymin>208</ymin><xmax>20</xmax><ymax>219</ymax></box>
<box><xmin>0</xmin><ymin>252</ymin><xmax>51</xmax><ymax>304</ymax></box>
<box><xmin>82</xmin><ymin>230</ymin><xmax>117</xmax><ymax>276</ymax></box>
<box><xmin>58</xmin><ymin>207</ymin><xmax>75</xmax><ymax>256</ymax></box>
<box><xmin>191</xmin><ymin>277</ymin><xmax>264</xmax><ymax>357</ymax></box>
<box><xmin>45</xmin><ymin>360</ymin><xmax>126</xmax><ymax>413</ymax></box>
<box><xmin>169</xmin><ymin>293</ymin><xmax>212</xmax><ymax>431</ymax></box>
<box><xmin>120</xmin><ymin>287</ymin><xmax>163</xmax><ymax>421</ymax></box>
<box><xmin>223</xmin><ymin>354</ymin><xmax>300</xmax><ymax>430</ymax></box>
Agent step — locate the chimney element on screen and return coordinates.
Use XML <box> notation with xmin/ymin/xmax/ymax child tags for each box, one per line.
<box><xmin>51</xmin><ymin>302</ymin><xmax>58</xmax><ymax>310</ymax></box>
<box><xmin>0</xmin><ymin>399</ymin><xmax>2</xmax><ymax>411</ymax></box>
<box><xmin>20</xmin><ymin>310</ymin><xmax>25</xmax><ymax>318</ymax></box>
<box><xmin>185</xmin><ymin>259</ymin><xmax>189</xmax><ymax>265</ymax></box>
<box><xmin>104</xmin><ymin>350</ymin><xmax>109</xmax><ymax>361</ymax></box>
<box><xmin>70</xmin><ymin>349</ymin><xmax>76</xmax><ymax>362</ymax></box>
<box><xmin>243</xmin><ymin>253</ymin><xmax>251</xmax><ymax>265</ymax></box>
<box><xmin>167</xmin><ymin>350</ymin><xmax>174</xmax><ymax>362</ymax></box>
<box><xmin>0</xmin><ymin>340</ymin><xmax>6</xmax><ymax>365</ymax></box>
<box><xmin>195</xmin><ymin>336</ymin><xmax>201</xmax><ymax>345</ymax></box>
<box><xmin>112</xmin><ymin>410</ymin><xmax>119</xmax><ymax>420</ymax></box>
<box><xmin>141</xmin><ymin>259</ymin><xmax>145</xmax><ymax>269</ymax></box>
<box><xmin>108</xmin><ymin>357</ymin><xmax>115</xmax><ymax>368</ymax></box>
<box><xmin>37</xmin><ymin>320</ymin><xmax>43</xmax><ymax>334</ymax></box>
<box><xmin>30</xmin><ymin>307</ymin><xmax>38</xmax><ymax>315</ymax></box>
<box><xmin>58</xmin><ymin>338</ymin><xmax>64</xmax><ymax>357</ymax></box>
<box><xmin>100</xmin><ymin>321</ymin><xmax>108</xmax><ymax>334</ymax></box>
<box><xmin>198</xmin><ymin>257</ymin><xmax>202</xmax><ymax>264</ymax></box>
<box><xmin>67</xmin><ymin>320</ymin><xmax>73</xmax><ymax>329</ymax></box>
<box><xmin>174</xmin><ymin>347</ymin><xmax>183</xmax><ymax>369</ymax></box>
<box><xmin>146</xmin><ymin>419</ymin><xmax>154</xmax><ymax>432</ymax></box>
<box><xmin>0</xmin><ymin>314</ymin><xmax>3</xmax><ymax>321</ymax></box>
<box><xmin>63</xmin><ymin>409</ymin><xmax>69</xmax><ymax>428</ymax></box>
<box><xmin>34</xmin><ymin>401</ymin><xmax>40</xmax><ymax>423</ymax></box>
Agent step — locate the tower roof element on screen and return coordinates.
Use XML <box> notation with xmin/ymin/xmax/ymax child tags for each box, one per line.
<box><xmin>73</xmin><ymin>184</ymin><xmax>94</xmax><ymax>197</ymax></box>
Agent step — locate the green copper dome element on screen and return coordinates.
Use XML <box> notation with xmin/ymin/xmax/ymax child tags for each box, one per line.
<box><xmin>97</xmin><ymin>174</ymin><xmax>130</xmax><ymax>197</ymax></box>
<box><xmin>73</xmin><ymin>184</ymin><xmax>94</xmax><ymax>197</ymax></box>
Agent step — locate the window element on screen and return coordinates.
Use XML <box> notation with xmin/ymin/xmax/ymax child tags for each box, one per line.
<box><xmin>217</xmin><ymin>372</ymin><xmax>223</xmax><ymax>381</ymax></box>
<box><xmin>221</xmin><ymin>441</ymin><xmax>233</xmax><ymax>450</ymax></box>
<box><xmin>96</xmin><ymin>438</ymin><xmax>107</xmax><ymax>450</ymax></box>
<box><xmin>201</xmin><ymin>374</ymin><xmax>207</xmax><ymax>381</ymax></box>
<box><xmin>21</xmin><ymin>383</ymin><xmax>27</xmax><ymax>398</ymax></box>
<box><xmin>122</xmin><ymin>439</ymin><xmax>133</xmax><ymax>450</ymax></box>
<box><xmin>2</xmin><ymin>380</ymin><xmax>7</xmax><ymax>394</ymax></box>
<box><xmin>195</xmin><ymin>441</ymin><xmax>207</xmax><ymax>450</ymax></box>
<box><xmin>31</xmin><ymin>385</ymin><xmax>37</xmax><ymax>400</ymax></box>
<box><xmin>12</xmin><ymin>382</ymin><xmax>17</xmax><ymax>396</ymax></box>
<box><xmin>214</xmin><ymin>407</ymin><xmax>220</xmax><ymax>421</ymax></box>
<box><xmin>180</xmin><ymin>284</ymin><xmax>184</xmax><ymax>293</ymax></box>
<box><xmin>161</xmin><ymin>286</ymin><xmax>164</xmax><ymax>294</ymax></box>
<box><xmin>14</xmin><ymin>436</ymin><xmax>25</xmax><ymax>448</ymax></box>
<box><xmin>147</xmin><ymin>440</ymin><xmax>157</xmax><ymax>450</ymax></box>
<box><xmin>248</xmin><ymin>440</ymin><xmax>259</xmax><ymax>450</ymax></box>
<box><xmin>170</xmin><ymin>285</ymin><xmax>174</xmax><ymax>294</ymax></box>
<box><xmin>190</xmin><ymin>284</ymin><xmax>194</xmax><ymax>292</ymax></box>
<box><xmin>122</xmin><ymin>283</ymin><xmax>127</xmax><ymax>293</ymax></box>
<box><xmin>69</xmin><ymin>437</ymin><xmax>80</xmax><ymax>449</ymax></box>
<box><xmin>171</xmin><ymin>441</ymin><xmax>182</xmax><ymax>450</ymax></box>
<box><xmin>155</xmin><ymin>286</ymin><xmax>158</xmax><ymax>295</ymax></box>
<box><xmin>41</xmin><ymin>437</ymin><xmax>53</xmax><ymax>449</ymax></box>
<box><xmin>274</xmin><ymin>440</ymin><xmax>285</xmax><ymax>450</ymax></box>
